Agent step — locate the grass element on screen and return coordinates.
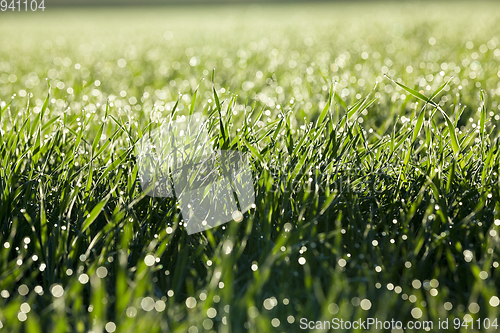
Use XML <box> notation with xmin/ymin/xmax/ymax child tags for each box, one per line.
<box><xmin>1</xmin><ymin>1</ymin><xmax>500</xmax><ymax>332</ymax></box>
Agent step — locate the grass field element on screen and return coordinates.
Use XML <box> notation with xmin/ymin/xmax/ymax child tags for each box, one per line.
<box><xmin>2</xmin><ymin>2</ymin><xmax>500</xmax><ymax>332</ymax></box>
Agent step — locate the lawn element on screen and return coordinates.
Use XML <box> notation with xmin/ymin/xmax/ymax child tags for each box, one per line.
<box><xmin>1</xmin><ymin>1</ymin><xmax>500</xmax><ymax>332</ymax></box>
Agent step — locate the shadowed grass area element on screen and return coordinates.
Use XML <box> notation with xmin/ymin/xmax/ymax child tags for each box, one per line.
<box><xmin>1</xmin><ymin>2</ymin><xmax>500</xmax><ymax>332</ymax></box>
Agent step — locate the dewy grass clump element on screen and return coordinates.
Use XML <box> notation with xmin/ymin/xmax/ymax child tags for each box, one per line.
<box><xmin>1</xmin><ymin>2</ymin><xmax>500</xmax><ymax>332</ymax></box>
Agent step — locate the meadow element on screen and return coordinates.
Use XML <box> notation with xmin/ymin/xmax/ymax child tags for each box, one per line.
<box><xmin>1</xmin><ymin>1</ymin><xmax>500</xmax><ymax>332</ymax></box>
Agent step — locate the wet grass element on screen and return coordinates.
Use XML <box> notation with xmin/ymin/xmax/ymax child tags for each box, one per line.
<box><xmin>1</xmin><ymin>2</ymin><xmax>500</xmax><ymax>332</ymax></box>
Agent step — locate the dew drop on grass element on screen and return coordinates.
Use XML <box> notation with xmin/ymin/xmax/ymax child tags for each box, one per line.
<box><xmin>469</xmin><ymin>302</ymin><xmax>480</xmax><ymax>314</ymax></box>
<box><xmin>144</xmin><ymin>254</ymin><xmax>155</xmax><ymax>267</ymax></box>
<box><xmin>126</xmin><ymin>307</ymin><xmax>137</xmax><ymax>318</ymax></box>
<box><xmin>19</xmin><ymin>303</ymin><xmax>30</xmax><ymax>314</ymax></box>
<box><xmin>18</xmin><ymin>285</ymin><xmax>29</xmax><ymax>296</ymax></box>
<box><xmin>155</xmin><ymin>300</ymin><xmax>166</xmax><ymax>312</ymax></box>
<box><xmin>185</xmin><ymin>297</ymin><xmax>197</xmax><ymax>309</ymax></box>
<box><xmin>412</xmin><ymin>280</ymin><xmax>422</xmax><ymax>289</ymax></box>
<box><xmin>207</xmin><ymin>307</ymin><xmax>217</xmax><ymax>318</ymax></box>
<box><xmin>34</xmin><ymin>286</ymin><xmax>43</xmax><ymax>295</ymax></box>
<box><xmin>360</xmin><ymin>299</ymin><xmax>372</xmax><ymax>310</ymax></box>
<box><xmin>50</xmin><ymin>284</ymin><xmax>64</xmax><ymax>298</ymax></box>
<box><xmin>232</xmin><ymin>210</ymin><xmax>243</xmax><ymax>222</ymax></box>
<box><xmin>411</xmin><ymin>308</ymin><xmax>422</xmax><ymax>319</ymax></box>
<box><xmin>105</xmin><ymin>322</ymin><xmax>116</xmax><ymax>333</ymax></box>
<box><xmin>141</xmin><ymin>297</ymin><xmax>155</xmax><ymax>311</ymax></box>
<box><xmin>78</xmin><ymin>274</ymin><xmax>89</xmax><ymax>284</ymax></box>
<box><xmin>490</xmin><ymin>296</ymin><xmax>500</xmax><ymax>307</ymax></box>
<box><xmin>96</xmin><ymin>267</ymin><xmax>108</xmax><ymax>278</ymax></box>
